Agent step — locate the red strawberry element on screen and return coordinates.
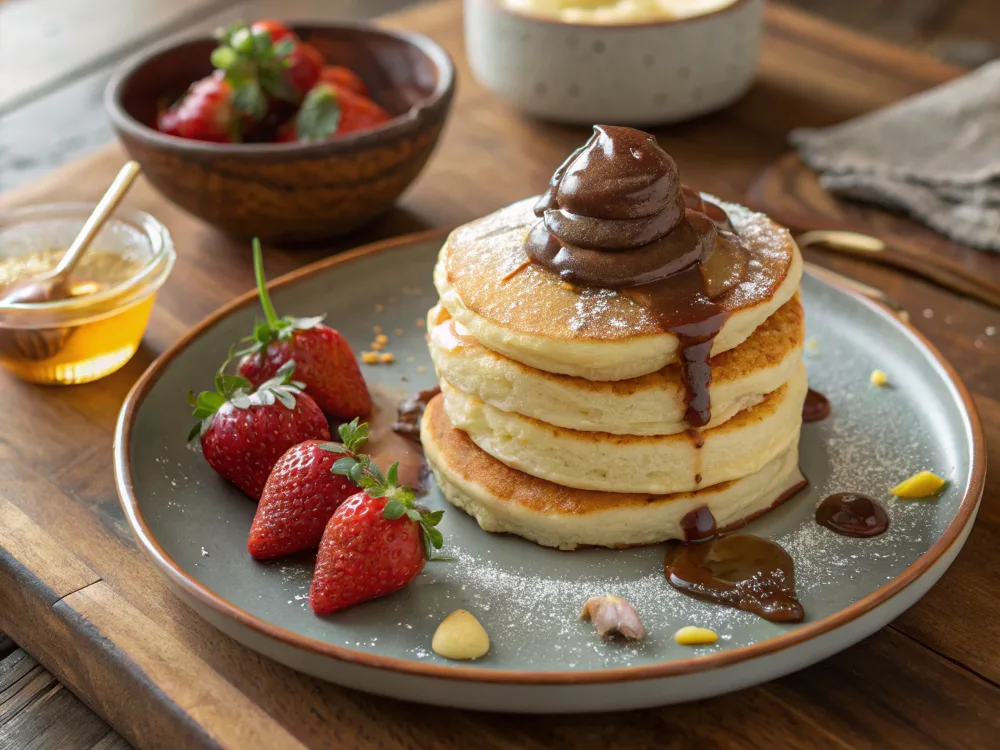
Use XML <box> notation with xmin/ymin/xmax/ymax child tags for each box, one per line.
<box><xmin>212</xmin><ymin>20</ymin><xmax>322</xmax><ymax>117</ymax></box>
<box><xmin>157</xmin><ymin>72</ymin><xmax>238</xmax><ymax>142</ymax></box>
<box><xmin>319</xmin><ymin>65</ymin><xmax>368</xmax><ymax>97</ymax></box>
<box><xmin>189</xmin><ymin>360</ymin><xmax>331</xmax><ymax>500</ymax></box>
<box><xmin>287</xmin><ymin>83</ymin><xmax>391</xmax><ymax>142</ymax></box>
<box><xmin>310</xmin><ymin>457</ymin><xmax>446</xmax><ymax>615</ymax></box>
<box><xmin>283</xmin><ymin>41</ymin><xmax>323</xmax><ymax>99</ymax></box>
<box><xmin>237</xmin><ymin>238</ymin><xmax>371</xmax><ymax>419</ymax></box>
<box><xmin>249</xmin><ymin>19</ymin><xmax>294</xmax><ymax>43</ymax></box>
<box><xmin>247</xmin><ymin>419</ymin><xmax>369</xmax><ymax>560</ymax></box>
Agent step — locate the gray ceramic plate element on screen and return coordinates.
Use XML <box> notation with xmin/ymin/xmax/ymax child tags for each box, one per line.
<box><xmin>115</xmin><ymin>231</ymin><xmax>985</xmax><ymax>713</ymax></box>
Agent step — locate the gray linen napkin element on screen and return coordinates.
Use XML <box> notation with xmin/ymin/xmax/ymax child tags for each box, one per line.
<box><xmin>790</xmin><ymin>60</ymin><xmax>1000</xmax><ymax>251</ymax></box>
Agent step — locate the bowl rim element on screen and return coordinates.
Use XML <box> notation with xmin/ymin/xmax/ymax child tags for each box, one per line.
<box><xmin>0</xmin><ymin>202</ymin><xmax>176</xmax><ymax>317</ymax></box>
<box><xmin>114</xmin><ymin>227</ymin><xmax>986</xmax><ymax>687</ymax></box>
<box><xmin>477</xmin><ymin>0</ymin><xmax>758</xmax><ymax>30</ymax></box>
<box><xmin>104</xmin><ymin>19</ymin><xmax>455</xmax><ymax>155</ymax></box>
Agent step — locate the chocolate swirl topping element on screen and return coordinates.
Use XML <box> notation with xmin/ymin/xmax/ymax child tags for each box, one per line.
<box><xmin>524</xmin><ymin>125</ymin><xmax>750</xmax><ymax>428</ymax></box>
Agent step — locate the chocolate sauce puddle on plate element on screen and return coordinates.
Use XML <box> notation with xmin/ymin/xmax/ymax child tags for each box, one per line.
<box><xmin>350</xmin><ymin>386</ymin><xmax>428</xmax><ymax>493</ymax></box>
<box><xmin>803</xmin><ymin>389</ymin><xmax>831</xmax><ymax>422</ymax></box>
<box><xmin>524</xmin><ymin>125</ymin><xmax>751</xmax><ymax>428</ymax></box>
<box><xmin>816</xmin><ymin>493</ymin><xmax>889</xmax><ymax>538</ymax></box>
<box><xmin>667</xmin><ymin>506</ymin><xmax>805</xmax><ymax>623</ymax></box>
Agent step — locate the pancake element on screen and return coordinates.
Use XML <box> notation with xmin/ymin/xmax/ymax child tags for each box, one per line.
<box><xmin>438</xmin><ymin>362</ymin><xmax>807</xmax><ymax>494</ymax></box>
<box><xmin>435</xmin><ymin>196</ymin><xmax>802</xmax><ymax>381</ymax></box>
<box><xmin>428</xmin><ymin>295</ymin><xmax>805</xmax><ymax>436</ymax></box>
<box><xmin>421</xmin><ymin>395</ymin><xmax>807</xmax><ymax>550</ymax></box>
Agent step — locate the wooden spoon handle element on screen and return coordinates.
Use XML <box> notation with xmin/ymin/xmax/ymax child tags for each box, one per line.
<box><xmin>53</xmin><ymin>161</ymin><xmax>142</xmax><ymax>279</ymax></box>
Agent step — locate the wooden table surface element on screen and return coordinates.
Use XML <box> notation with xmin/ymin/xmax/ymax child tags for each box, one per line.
<box><xmin>1</xmin><ymin>1</ymin><xmax>999</xmax><ymax>749</ymax></box>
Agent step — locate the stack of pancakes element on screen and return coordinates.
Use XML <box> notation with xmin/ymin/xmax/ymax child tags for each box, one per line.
<box><xmin>420</xmin><ymin>193</ymin><xmax>807</xmax><ymax>550</ymax></box>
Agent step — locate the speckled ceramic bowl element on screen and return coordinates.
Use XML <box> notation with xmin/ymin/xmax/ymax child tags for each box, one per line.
<box><xmin>464</xmin><ymin>0</ymin><xmax>763</xmax><ymax>125</ymax></box>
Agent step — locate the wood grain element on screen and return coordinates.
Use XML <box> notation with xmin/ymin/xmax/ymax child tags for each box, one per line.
<box><xmin>782</xmin><ymin>0</ymin><xmax>1000</xmax><ymax>66</ymax></box>
<box><xmin>0</xmin><ymin>649</ymin><xmax>128</xmax><ymax>750</ymax></box>
<box><xmin>0</xmin><ymin>1</ymin><xmax>997</xmax><ymax>749</ymax></box>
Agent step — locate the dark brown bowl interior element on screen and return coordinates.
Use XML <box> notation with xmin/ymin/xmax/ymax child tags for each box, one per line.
<box><xmin>106</xmin><ymin>23</ymin><xmax>454</xmax><ymax>241</ymax></box>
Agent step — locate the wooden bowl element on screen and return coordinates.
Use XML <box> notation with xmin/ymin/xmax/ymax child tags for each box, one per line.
<box><xmin>105</xmin><ymin>23</ymin><xmax>455</xmax><ymax>242</ymax></box>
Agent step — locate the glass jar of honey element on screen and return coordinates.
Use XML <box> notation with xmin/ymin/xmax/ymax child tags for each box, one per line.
<box><xmin>0</xmin><ymin>203</ymin><xmax>175</xmax><ymax>385</ymax></box>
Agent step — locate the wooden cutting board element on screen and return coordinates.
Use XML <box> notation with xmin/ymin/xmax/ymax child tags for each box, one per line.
<box><xmin>2</xmin><ymin>2</ymin><xmax>1000</xmax><ymax>749</ymax></box>
<box><xmin>747</xmin><ymin>152</ymin><xmax>1000</xmax><ymax>308</ymax></box>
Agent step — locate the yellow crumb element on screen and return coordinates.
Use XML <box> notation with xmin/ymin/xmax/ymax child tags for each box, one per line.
<box><xmin>379</xmin><ymin>352</ymin><xmax>394</xmax><ymax>364</ymax></box>
<box><xmin>361</xmin><ymin>351</ymin><xmax>379</xmax><ymax>364</ymax></box>
<box><xmin>415</xmin><ymin>319</ymin><xmax>425</xmax><ymax>328</ymax></box>
<box><xmin>805</xmin><ymin>338</ymin><xmax>818</xmax><ymax>351</ymax></box>
<box><xmin>416</xmin><ymin>366</ymin><xmax>426</xmax><ymax>374</ymax></box>
<box><xmin>373</xmin><ymin>325</ymin><xmax>382</xmax><ymax>334</ymax></box>
<box><xmin>395</xmin><ymin>328</ymin><xmax>404</xmax><ymax>336</ymax></box>
<box><xmin>870</xmin><ymin>369</ymin><xmax>889</xmax><ymax>386</ymax></box>
<box><xmin>674</xmin><ymin>626</ymin><xmax>718</xmax><ymax>645</ymax></box>
<box><xmin>375</xmin><ymin>334</ymin><xmax>389</xmax><ymax>345</ymax></box>
<box><xmin>375</xmin><ymin>304</ymin><xmax>384</xmax><ymax>313</ymax></box>
<box><xmin>891</xmin><ymin>471</ymin><xmax>946</xmax><ymax>499</ymax></box>
<box><xmin>370</xmin><ymin>341</ymin><xmax>385</xmax><ymax>352</ymax></box>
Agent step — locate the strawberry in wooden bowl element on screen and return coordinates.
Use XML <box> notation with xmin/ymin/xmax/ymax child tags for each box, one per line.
<box><xmin>105</xmin><ymin>20</ymin><xmax>454</xmax><ymax>242</ymax></box>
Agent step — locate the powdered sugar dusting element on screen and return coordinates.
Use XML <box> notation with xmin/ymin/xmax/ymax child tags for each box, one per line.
<box><xmin>443</xmin><ymin>195</ymin><xmax>794</xmax><ymax>342</ymax></box>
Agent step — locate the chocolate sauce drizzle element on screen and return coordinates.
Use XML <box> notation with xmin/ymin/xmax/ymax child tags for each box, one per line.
<box><xmin>392</xmin><ymin>385</ymin><xmax>442</xmax><ymax>439</ymax></box>
<box><xmin>524</xmin><ymin>125</ymin><xmax>749</xmax><ymax>427</ymax></box>
<box><xmin>816</xmin><ymin>493</ymin><xmax>888</xmax><ymax>538</ymax></box>
<box><xmin>667</xmin><ymin>506</ymin><xmax>805</xmax><ymax>623</ymax></box>
<box><xmin>803</xmin><ymin>389</ymin><xmax>831</xmax><ymax>423</ymax></box>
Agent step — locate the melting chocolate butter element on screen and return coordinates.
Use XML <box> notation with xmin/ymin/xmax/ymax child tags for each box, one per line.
<box><xmin>803</xmin><ymin>389</ymin><xmax>831</xmax><ymax>423</ymax></box>
<box><xmin>816</xmin><ymin>493</ymin><xmax>888</xmax><ymax>538</ymax></box>
<box><xmin>524</xmin><ymin>125</ymin><xmax>749</xmax><ymax>427</ymax></box>
<box><xmin>665</xmin><ymin>534</ymin><xmax>805</xmax><ymax>623</ymax></box>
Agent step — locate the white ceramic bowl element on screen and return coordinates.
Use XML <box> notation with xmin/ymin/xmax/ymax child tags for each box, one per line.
<box><xmin>464</xmin><ymin>0</ymin><xmax>763</xmax><ymax>125</ymax></box>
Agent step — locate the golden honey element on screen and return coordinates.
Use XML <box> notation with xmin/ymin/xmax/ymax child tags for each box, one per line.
<box><xmin>0</xmin><ymin>250</ymin><xmax>158</xmax><ymax>385</ymax></box>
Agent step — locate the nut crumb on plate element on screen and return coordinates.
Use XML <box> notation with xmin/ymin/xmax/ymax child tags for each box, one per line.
<box><xmin>432</xmin><ymin>609</ymin><xmax>490</xmax><ymax>660</ymax></box>
<box><xmin>891</xmin><ymin>470</ymin><xmax>945</xmax><ymax>498</ymax></box>
<box><xmin>674</xmin><ymin>626</ymin><xmax>718</xmax><ymax>645</ymax></box>
<box><xmin>870</xmin><ymin>369</ymin><xmax>889</xmax><ymax>386</ymax></box>
<box><xmin>580</xmin><ymin>595</ymin><xmax>644</xmax><ymax>640</ymax></box>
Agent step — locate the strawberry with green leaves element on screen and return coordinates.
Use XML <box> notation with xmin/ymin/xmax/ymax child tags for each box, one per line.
<box><xmin>248</xmin><ymin>419</ymin><xmax>370</xmax><ymax>560</ymax></box>
<box><xmin>276</xmin><ymin>82</ymin><xmax>390</xmax><ymax>142</ymax></box>
<box><xmin>210</xmin><ymin>20</ymin><xmax>322</xmax><ymax>123</ymax></box>
<box><xmin>237</xmin><ymin>239</ymin><xmax>371</xmax><ymax>420</ymax></box>
<box><xmin>190</xmin><ymin>360</ymin><xmax>330</xmax><ymax>501</ymax></box>
<box><xmin>310</xmin><ymin>450</ymin><xmax>446</xmax><ymax>615</ymax></box>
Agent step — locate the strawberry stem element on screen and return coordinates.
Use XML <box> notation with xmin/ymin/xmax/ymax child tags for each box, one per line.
<box><xmin>252</xmin><ymin>237</ymin><xmax>281</xmax><ymax>329</ymax></box>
